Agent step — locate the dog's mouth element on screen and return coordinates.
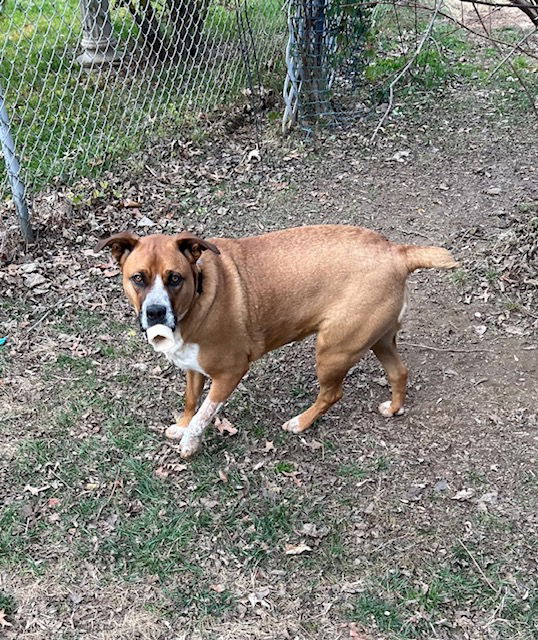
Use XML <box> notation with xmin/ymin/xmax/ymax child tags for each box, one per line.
<box><xmin>146</xmin><ymin>324</ymin><xmax>177</xmax><ymax>352</ymax></box>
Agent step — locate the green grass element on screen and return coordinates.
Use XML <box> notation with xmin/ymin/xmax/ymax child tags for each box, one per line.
<box><xmin>0</xmin><ymin>590</ymin><xmax>17</xmax><ymax>616</ymax></box>
<box><xmin>1</xmin><ymin>244</ymin><xmax>536</xmax><ymax>636</ymax></box>
<box><xmin>160</xmin><ymin>586</ymin><xmax>236</xmax><ymax>618</ymax></box>
<box><xmin>337</xmin><ymin>463</ymin><xmax>367</xmax><ymax>479</ymax></box>
<box><xmin>350</xmin><ymin>560</ymin><xmax>537</xmax><ymax>638</ymax></box>
<box><xmin>451</xmin><ymin>269</ymin><xmax>468</xmax><ymax>286</ymax></box>
<box><xmin>362</xmin><ymin>15</ymin><xmax>536</xmax><ymax>116</ymax></box>
<box><xmin>274</xmin><ymin>460</ymin><xmax>295</xmax><ymax>474</ymax></box>
<box><xmin>0</xmin><ymin>0</ymin><xmax>284</xmax><ymax>196</ymax></box>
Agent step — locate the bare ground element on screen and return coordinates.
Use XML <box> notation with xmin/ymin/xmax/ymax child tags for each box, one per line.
<box><xmin>0</xmin><ymin>82</ymin><xmax>537</xmax><ymax>640</ymax></box>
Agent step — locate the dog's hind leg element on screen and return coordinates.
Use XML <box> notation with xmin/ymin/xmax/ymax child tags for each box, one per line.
<box><xmin>371</xmin><ymin>329</ymin><xmax>408</xmax><ymax>417</ymax></box>
<box><xmin>282</xmin><ymin>327</ymin><xmax>367</xmax><ymax>434</ymax></box>
<box><xmin>166</xmin><ymin>370</ymin><xmax>207</xmax><ymax>439</ymax></box>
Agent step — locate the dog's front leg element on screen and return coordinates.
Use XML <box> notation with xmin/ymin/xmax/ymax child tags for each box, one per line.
<box><xmin>179</xmin><ymin>370</ymin><xmax>246</xmax><ymax>459</ymax></box>
<box><xmin>166</xmin><ymin>370</ymin><xmax>207</xmax><ymax>440</ymax></box>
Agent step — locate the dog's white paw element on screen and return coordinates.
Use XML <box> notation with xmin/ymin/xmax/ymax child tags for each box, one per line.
<box><xmin>378</xmin><ymin>401</ymin><xmax>405</xmax><ymax>417</ymax></box>
<box><xmin>282</xmin><ymin>416</ymin><xmax>301</xmax><ymax>433</ymax></box>
<box><xmin>180</xmin><ymin>436</ymin><xmax>201</xmax><ymax>459</ymax></box>
<box><xmin>165</xmin><ymin>424</ymin><xmax>187</xmax><ymax>440</ymax></box>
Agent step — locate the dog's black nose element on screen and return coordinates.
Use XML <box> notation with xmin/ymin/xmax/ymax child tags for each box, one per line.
<box><xmin>146</xmin><ymin>304</ymin><xmax>167</xmax><ymax>325</ymax></box>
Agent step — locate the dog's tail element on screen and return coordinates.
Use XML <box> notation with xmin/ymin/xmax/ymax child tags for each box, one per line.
<box><xmin>400</xmin><ymin>245</ymin><xmax>458</xmax><ymax>273</ymax></box>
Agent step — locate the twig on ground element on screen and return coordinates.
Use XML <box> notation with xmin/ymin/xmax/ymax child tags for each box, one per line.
<box><xmin>400</xmin><ymin>341</ymin><xmax>494</xmax><ymax>353</ymax></box>
<box><xmin>49</xmin><ymin>466</ymin><xmax>72</xmax><ymax>489</ymax></box>
<box><xmin>484</xmin><ymin>588</ymin><xmax>507</xmax><ymax>628</ymax></box>
<box><xmin>458</xmin><ymin>538</ymin><xmax>498</xmax><ymax>593</ymax></box>
<box><xmin>26</xmin><ymin>293</ymin><xmax>75</xmax><ymax>333</ymax></box>
<box><xmin>95</xmin><ymin>471</ymin><xmax>121</xmax><ymax>522</ymax></box>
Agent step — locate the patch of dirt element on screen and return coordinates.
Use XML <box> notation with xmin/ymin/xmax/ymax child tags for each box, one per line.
<box><xmin>1</xmin><ymin>80</ymin><xmax>537</xmax><ymax>639</ymax></box>
<box><xmin>445</xmin><ymin>0</ymin><xmax>536</xmax><ymax>31</ymax></box>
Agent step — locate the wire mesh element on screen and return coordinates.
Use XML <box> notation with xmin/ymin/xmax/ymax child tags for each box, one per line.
<box><xmin>283</xmin><ymin>0</ymin><xmax>538</xmax><ymax>134</ymax></box>
<box><xmin>0</xmin><ymin>0</ymin><xmax>285</xmax><ymax>199</ymax></box>
<box><xmin>283</xmin><ymin>0</ymin><xmax>370</xmax><ymax>132</ymax></box>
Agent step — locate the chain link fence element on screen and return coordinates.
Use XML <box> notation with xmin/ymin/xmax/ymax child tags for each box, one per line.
<box><xmin>2</xmin><ymin>1</ymin><xmax>537</xmax><ymax>241</ymax></box>
<box><xmin>282</xmin><ymin>0</ymin><xmax>538</xmax><ymax>135</ymax></box>
<box><xmin>283</xmin><ymin>0</ymin><xmax>370</xmax><ymax>133</ymax></box>
<box><xmin>0</xmin><ymin>0</ymin><xmax>285</xmax><ymax>226</ymax></box>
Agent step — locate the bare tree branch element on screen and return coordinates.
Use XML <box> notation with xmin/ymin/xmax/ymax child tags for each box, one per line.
<box><xmin>489</xmin><ymin>27</ymin><xmax>538</xmax><ymax>77</ymax></box>
<box><xmin>411</xmin><ymin>3</ymin><xmax>538</xmax><ymax>60</ymax></box>
<box><xmin>459</xmin><ymin>0</ymin><xmax>538</xmax><ymax>10</ymax></box>
<box><xmin>472</xmin><ymin>3</ymin><xmax>538</xmax><ymax>112</ymax></box>
<box><xmin>370</xmin><ymin>0</ymin><xmax>442</xmax><ymax>142</ymax></box>
<box><xmin>340</xmin><ymin>0</ymin><xmax>538</xmax><ymax>11</ymax></box>
<box><xmin>342</xmin><ymin>2</ymin><xmax>538</xmax><ymax>58</ymax></box>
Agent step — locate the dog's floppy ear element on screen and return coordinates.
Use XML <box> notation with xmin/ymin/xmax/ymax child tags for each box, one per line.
<box><xmin>175</xmin><ymin>232</ymin><xmax>220</xmax><ymax>264</ymax></box>
<box><xmin>94</xmin><ymin>232</ymin><xmax>139</xmax><ymax>265</ymax></box>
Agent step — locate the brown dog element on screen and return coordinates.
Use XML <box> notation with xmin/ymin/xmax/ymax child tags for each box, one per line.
<box><xmin>95</xmin><ymin>225</ymin><xmax>457</xmax><ymax>458</ymax></box>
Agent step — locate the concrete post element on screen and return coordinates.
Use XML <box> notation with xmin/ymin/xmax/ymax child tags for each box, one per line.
<box><xmin>77</xmin><ymin>0</ymin><xmax>124</xmax><ymax>67</ymax></box>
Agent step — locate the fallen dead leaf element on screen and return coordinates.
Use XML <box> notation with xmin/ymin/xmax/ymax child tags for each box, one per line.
<box><xmin>167</xmin><ymin>463</ymin><xmax>188</xmax><ymax>473</ymax></box>
<box><xmin>69</xmin><ymin>592</ymin><xmax>84</xmax><ymax>605</ymax></box>
<box><xmin>24</xmin><ymin>272</ymin><xmax>47</xmax><ymax>289</ymax></box>
<box><xmin>247</xmin><ymin>588</ymin><xmax>270</xmax><ymax>608</ymax></box>
<box><xmin>137</xmin><ymin>215</ymin><xmax>156</xmax><ymax>228</ymax></box>
<box><xmin>284</xmin><ymin>542</ymin><xmax>312</xmax><ymax>555</ymax></box>
<box><xmin>342</xmin><ymin>581</ymin><xmax>365</xmax><ymax>594</ymax></box>
<box><xmin>433</xmin><ymin>479</ymin><xmax>449</xmax><ymax>493</ymax></box>
<box><xmin>214</xmin><ymin>416</ymin><xmax>238</xmax><ymax>436</ymax></box>
<box><xmin>451</xmin><ymin>488</ymin><xmax>475</xmax><ymax>501</ymax></box>
<box><xmin>247</xmin><ymin>148</ymin><xmax>261</xmax><ymax>163</ymax></box>
<box><xmin>349</xmin><ymin>622</ymin><xmax>368</xmax><ymax>639</ymax></box>
<box><xmin>300</xmin><ymin>437</ymin><xmax>323</xmax><ymax>451</ymax></box>
<box><xmin>122</xmin><ymin>198</ymin><xmax>142</xmax><ymax>208</ymax></box>
<box><xmin>390</xmin><ymin>150</ymin><xmax>410</xmax><ymax>163</ymax></box>
<box><xmin>211</xmin><ymin>584</ymin><xmax>226</xmax><ymax>593</ymax></box>
<box><xmin>300</xmin><ymin>522</ymin><xmax>330</xmax><ymax>538</ymax></box>
<box><xmin>477</xmin><ymin>490</ymin><xmax>498</xmax><ymax>512</ymax></box>
<box><xmin>0</xmin><ymin>610</ymin><xmax>12</xmax><ymax>628</ymax></box>
<box><xmin>24</xmin><ymin>484</ymin><xmax>50</xmax><ymax>496</ymax></box>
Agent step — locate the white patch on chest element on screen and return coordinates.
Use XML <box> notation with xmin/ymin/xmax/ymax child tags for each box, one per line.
<box><xmin>161</xmin><ymin>330</ymin><xmax>206</xmax><ymax>375</ymax></box>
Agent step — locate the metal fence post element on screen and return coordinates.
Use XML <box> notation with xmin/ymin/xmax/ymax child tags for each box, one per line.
<box><xmin>0</xmin><ymin>84</ymin><xmax>34</xmax><ymax>243</ymax></box>
<box><xmin>77</xmin><ymin>0</ymin><xmax>124</xmax><ymax>67</ymax></box>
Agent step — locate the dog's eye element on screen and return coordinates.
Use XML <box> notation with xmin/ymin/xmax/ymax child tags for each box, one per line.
<box><xmin>131</xmin><ymin>273</ymin><xmax>145</xmax><ymax>286</ymax></box>
<box><xmin>168</xmin><ymin>273</ymin><xmax>184</xmax><ymax>287</ymax></box>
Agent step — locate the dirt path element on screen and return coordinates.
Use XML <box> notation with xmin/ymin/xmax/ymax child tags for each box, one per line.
<box><xmin>0</xmin><ymin>85</ymin><xmax>537</xmax><ymax>639</ymax></box>
<box><xmin>445</xmin><ymin>0</ymin><xmax>536</xmax><ymax>30</ymax></box>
